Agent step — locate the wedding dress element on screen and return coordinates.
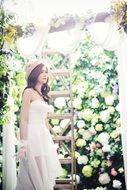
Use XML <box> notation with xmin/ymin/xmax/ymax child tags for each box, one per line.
<box><xmin>15</xmin><ymin>100</ymin><xmax>62</xmax><ymax>190</ymax></box>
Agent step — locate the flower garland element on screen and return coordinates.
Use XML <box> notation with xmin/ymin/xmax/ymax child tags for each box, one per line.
<box><xmin>111</xmin><ymin>0</ymin><xmax>127</xmax><ymax>33</ymax></box>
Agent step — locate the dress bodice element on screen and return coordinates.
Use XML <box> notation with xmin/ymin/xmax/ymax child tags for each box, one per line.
<box><xmin>27</xmin><ymin>100</ymin><xmax>50</xmax><ymax>124</ymax></box>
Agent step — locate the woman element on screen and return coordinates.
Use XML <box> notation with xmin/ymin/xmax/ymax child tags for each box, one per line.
<box><xmin>15</xmin><ymin>61</ymin><xmax>62</xmax><ymax>190</ymax></box>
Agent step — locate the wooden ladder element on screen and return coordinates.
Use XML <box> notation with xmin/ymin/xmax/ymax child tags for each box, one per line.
<box><xmin>46</xmin><ymin>53</ymin><xmax>77</xmax><ymax>190</ymax></box>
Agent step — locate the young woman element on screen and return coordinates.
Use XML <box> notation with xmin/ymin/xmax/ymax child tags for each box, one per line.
<box><xmin>15</xmin><ymin>61</ymin><xmax>62</xmax><ymax>190</ymax></box>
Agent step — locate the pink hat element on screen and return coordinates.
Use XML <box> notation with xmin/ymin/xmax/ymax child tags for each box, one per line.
<box><xmin>25</xmin><ymin>61</ymin><xmax>42</xmax><ymax>80</ymax></box>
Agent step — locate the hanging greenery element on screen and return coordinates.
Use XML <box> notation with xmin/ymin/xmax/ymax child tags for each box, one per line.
<box><xmin>111</xmin><ymin>0</ymin><xmax>127</xmax><ymax>33</ymax></box>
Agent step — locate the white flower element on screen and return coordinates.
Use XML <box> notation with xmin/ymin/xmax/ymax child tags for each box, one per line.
<box><xmin>91</xmin><ymin>98</ymin><xmax>100</xmax><ymax>108</ymax></box>
<box><xmin>60</xmin><ymin>119</ymin><xmax>70</xmax><ymax>128</ymax></box>
<box><xmin>105</xmin><ymin>95</ymin><xmax>115</xmax><ymax>105</ymax></box>
<box><xmin>82</xmin><ymin>109</ymin><xmax>93</xmax><ymax>121</ymax></box>
<box><xmin>74</xmin><ymin>174</ymin><xmax>80</xmax><ymax>184</ymax></box>
<box><xmin>102</xmin><ymin>144</ymin><xmax>111</xmax><ymax>152</ymax></box>
<box><xmin>95</xmin><ymin>187</ymin><xmax>106</xmax><ymax>190</ymax></box>
<box><xmin>98</xmin><ymin>173</ymin><xmax>111</xmax><ymax>185</ymax></box>
<box><xmin>108</xmin><ymin>106</ymin><xmax>115</xmax><ymax>114</ymax></box>
<box><xmin>89</xmin><ymin>89</ymin><xmax>97</xmax><ymax>96</ymax></box>
<box><xmin>53</xmin><ymin>125</ymin><xmax>61</xmax><ymax>133</ymax></box>
<box><xmin>77</xmin><ymin>155</ymin><xmax>88</xmax><ymax>165</ymax></box>
<box><xmin>73</xmin><ymin>98</ymin><xmax>82</xmax><ymax>109</ymax></box>
<box><xmin>89</xmin><ymin>126</ymin><xmax>96</xmax><ymax>135</ymax></box>
<box><xmin>75</xmin><ymin>151</ymin><xmax>80</xmax><ymax>158</ymax></box>
<box><xmin>97</xmin><ymin>132</ymin><xmax>110</xmax><ymax>145</ymax></box>
<box><xmin>54</xmin><ymin>97</ymin><xmax>66</xmax><ymax>108</ymax></box>
<box><xmin>116</xmin><ymin>104</ymin><xmax>120</xmax><ymax>112</ymax></box>
<box><xmin>78</xmin><ymin>128</ymin><xmax>85</xmax><ymax>135</ymax></box>
<box><xmin>77</xmin><ymin>120</ymin><xmax>85</xmax><ymax>128</ymax></box>
<box><xmin>118</xmin><ymin>168</ymin><xmax>124</xmax><ymax>173</ymax></box>
<box><xmin>82</xmin><ymin>130</ymin><xmax>92</xmax><ymax>140</ymax></box>
<box><xmin>76</xmin><ymin>138</ymin><xmax>86</xmax><ymax>147</ymax></box>
<box><xmin>100</xmin><ymin>110</ymin><xmax>110</xmax><ymax>123</ymax></box>
<box><xmin>68</xmin><ymin>174</ymin><xmax>80</xmax><ymax>184</ymax></box>
<box><xmin>113</xmin><ymin>180</ymin><xmax>122</xmax><ymax>189</ymax></box>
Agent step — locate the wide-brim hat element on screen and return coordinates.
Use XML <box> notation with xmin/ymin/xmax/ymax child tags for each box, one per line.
<box><xmin>25</xmin><ymin>61</ymin><xmax>42</xmax><ymax>80</ymax></box>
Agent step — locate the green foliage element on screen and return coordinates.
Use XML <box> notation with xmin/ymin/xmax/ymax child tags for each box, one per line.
<box><xmin>72</xmin><ymin>34</ymin><xmax>125</xmax><ymax>190</ymax></box>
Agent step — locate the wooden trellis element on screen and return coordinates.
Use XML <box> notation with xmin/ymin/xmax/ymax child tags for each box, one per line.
<box><xmin>45</xmin><ymin>51</ymin><xmax>77</xmax><ymax>190</ymax></box>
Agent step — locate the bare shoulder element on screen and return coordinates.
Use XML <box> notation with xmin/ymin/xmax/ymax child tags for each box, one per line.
<box><xmin>22</xmin><ymin>88</ymin><xmax>34</xmax><ymax>101</ymax></box>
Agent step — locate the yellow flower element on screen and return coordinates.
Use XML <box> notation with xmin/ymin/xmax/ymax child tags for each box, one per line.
<box><xmin>91</xmin><ymin>159</ymin><xmax>100</xmax><ymax>168</ymax></box>
<box><xmin>110</xmin><ymin>130</ymin><xmax>119</xmax><ymax>139</ymax></box>
<box><xmin>82</xmin><ymin>165</ymin><xmax>93</xmax><ymax>177</ymax></box>
<box><xmin>59</xmin><ymin>168</ymin><xmax>68</xmax><ymax>178</ymax></box>
<box><xmin>95</xmin><ymin>124</ymin><xmax>103</xmax><ymax>131</ymax></box>
<box><xmin>4</xmin><ymin>25</ymin><xmax>17</xmax><ymax>44</ymax></box>
<box><xmin>76</xmin><ymin>138</ymin><xmax>86</xmax><ymax>147</ymax></box>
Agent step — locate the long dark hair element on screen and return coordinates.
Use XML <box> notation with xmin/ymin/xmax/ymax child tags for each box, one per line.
<box><xmin>24</xmin><ymin>63</ymin><xmax>50</xmax><ymax>104</ymax></box>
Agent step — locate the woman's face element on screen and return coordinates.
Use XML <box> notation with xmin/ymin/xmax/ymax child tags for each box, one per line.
<box><xmin>37</xmin><ymin>65</ymin><xmax>49</xmax><ymax>84</ymax></box>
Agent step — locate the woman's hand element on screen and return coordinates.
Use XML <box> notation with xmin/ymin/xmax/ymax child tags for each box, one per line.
<box><xmin>15</xmin><ymin>147</ymin><xmax>27</xmax><ymax>162</ymax></box>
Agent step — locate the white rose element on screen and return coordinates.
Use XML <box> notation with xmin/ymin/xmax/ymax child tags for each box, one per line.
<box><xmin>105</xmin><ymin>95</ymin><xmax>115</xmax><ymax>105</ymax></box>
<box><xmin>100</xmin><ymin>110</ymin><xmax>110</xmax><ymax>123</ymax></box>
<box><xmin>102</xmin><ymin>144</ymin><xmax>111</xmax><ymax>152</ymax></box>
<box><xmin>97</xmin><ymin>132</ymin><xmax>110</xmax><ymax>145</ymax></box>
<box><xmin>77</xmin><ymin>120</ymin><xmax>85</xmax><ymax>128</ymax></box>
<box><xmin>91</xmin><ymin>98</ymin><xmax>100</xmax><ymax>108</ymax></box>
<box><xmin>77</xmin><ymin>155</ymin><xmax>88</xmax><ymax>165</ymax></box>
<box><xmin>54</xmin><ymin>97</ymin><xmax>66</xmax><ymax>108</ymax></box>
<box><xmin>113</xmin><ymin>180</ymin><xmax>122</xmax><ymax>189</ymax></box>
<box><xmin>98</xmin><ymin>173</ymin><xmax>111</xmax><ymax>185</ymax></box>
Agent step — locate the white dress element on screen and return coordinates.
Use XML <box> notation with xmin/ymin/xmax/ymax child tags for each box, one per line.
<box><xmin>15</xmin><ymin>100</ymin><xmax>63</xmax><ymax>190</ymax></box>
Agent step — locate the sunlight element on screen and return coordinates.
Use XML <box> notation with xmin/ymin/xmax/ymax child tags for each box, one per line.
<box><xmin>3</xmin><ymin>0</ymin><xmax>112</xmax><ymax>56</ymax></box>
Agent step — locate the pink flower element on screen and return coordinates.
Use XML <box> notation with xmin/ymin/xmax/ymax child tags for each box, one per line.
<box><xmin>90</xmin><ymin>143</ymin><xmax>96</xmax><ymax>150</ymax></box>
<box><xmin>96</xmin><ymin>143</ymin><xmax>101</xmax><ymax>148</ymax></box>
<box><xmin>111</xmin><ymin>168</ymin><xmax>118</xmax><ymax>176</ymax></box>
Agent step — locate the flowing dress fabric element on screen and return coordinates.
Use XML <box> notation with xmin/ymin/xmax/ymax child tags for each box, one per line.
<box><xmin>15</xmin><ymin>100</ymin><xmax>62</xmax><ymax>190</ymax></box>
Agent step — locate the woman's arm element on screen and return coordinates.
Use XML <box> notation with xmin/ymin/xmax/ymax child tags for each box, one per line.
<box><xmin>15</xmin><ymin>88</ymin><xmax>32</xmax><ymax>161</ymax></box>
<box><xmin>19</xmin><ymin>88</ymin><xmax>31</xmax><ymax>140</ymax></box>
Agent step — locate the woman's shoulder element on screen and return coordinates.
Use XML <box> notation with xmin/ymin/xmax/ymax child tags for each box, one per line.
<box><xmin>22</xmin><ymin>88</ymin><xmax>34</xmax><ymax>98</ymax></box>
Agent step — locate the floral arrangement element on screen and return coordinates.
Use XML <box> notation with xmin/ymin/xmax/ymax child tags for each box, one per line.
<box><xmin>50</xmin><ymin>12</ymin><xmax>95</xmax><ymax>29</ymax></box>
<box><xmin>49</xmin><ymin>35</ymin><xmax>125</xmax><ymax>189</ymax></box>
<box><xmin>111</xmin><ymin>0</ymin><xmax>127</xmax><ymax>33</ymax></box>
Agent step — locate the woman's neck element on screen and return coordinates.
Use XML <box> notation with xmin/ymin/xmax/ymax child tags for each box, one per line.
<box><xmin>34</xmin><ymin>83</ymin><xmax>42</xmax><ymax>93</ymax></box>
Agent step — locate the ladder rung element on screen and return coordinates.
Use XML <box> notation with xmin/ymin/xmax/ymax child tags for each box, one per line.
<box><xmin>56</xmin><ymin>178</ymin><xmax>76</xmax><ymax>184</ymax></box>
<box><xmin>54</xmin><ymin>183</ymin><xmax>73</xmax><ymax>188</ymax></box>
<box><xmin>49</xmin><ymin>90</ymin><xmax>70</xmax><ymax>97</ymax></box>
<box><xmin>59</xmin><ymin>158</ymin><xmax>72</xmax><ymax>164</ymax></box>
<box><xmin>52</xmin><ymin>136</ymin><xmax>71</xmax><ymax>141</ymax></box>
<box><xmin>50</xmin><ymin>69</ymin><xmax>71</xmax><ymax>76</ymax></box>
<box><xmin>47</xmin><ymin>113</ymin><xmax>71</xmax><ymax>119</ymax></box>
